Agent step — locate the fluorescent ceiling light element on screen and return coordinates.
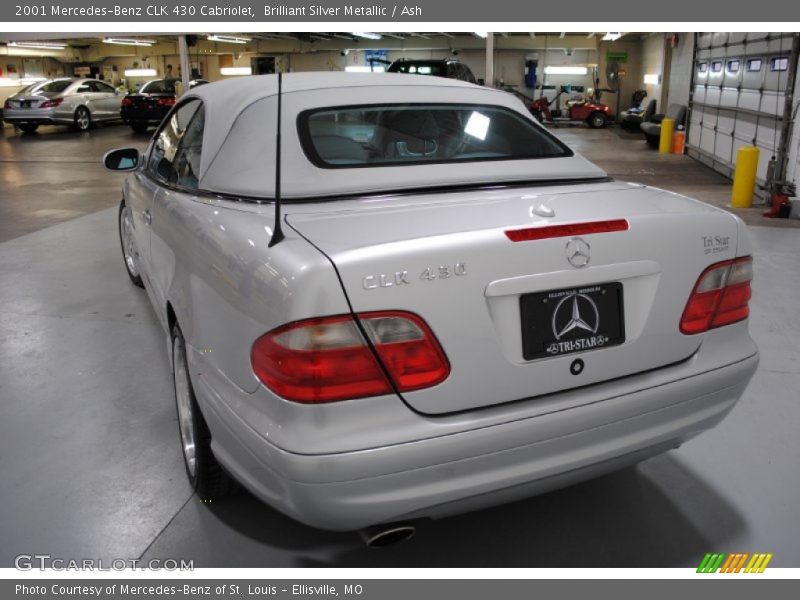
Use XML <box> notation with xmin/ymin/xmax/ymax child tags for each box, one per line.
<box><xmin>602</xmin><ymin>32</ymin><xmax>623</xmax><ymax>41</ymax></box>
<box><xmin>544</xmin><ymin>65</ymin><xmax>588</xmax><ymax>76</ymax></box>
<box><xmin>0</xmin><ymin>77</ymin><xmax>47</xmax><ymax>88</ymax></box>
<box><xmin>124</xmin><ymin>68</ymin><xmax>158</xmax><ymax>77</ymax></box>
<box><xmin>464</xmin><ymin>111</ymin><xmax>490</xmax><ymax>141</ymax></box>
<box><xmin>643</xmin><ymin>73</ymin><xmax>660</xmax><ymax>85</ymax></box>
<box><xmin>104</xmin><ymin>38</ymin><xmax>155</xmax><ymax>47</ymax></box>
<box><xmin>8</xmin><ymin>41</ymin><xmax>66</xmax><ymax>50</ymax></box>
<box><xmin>474</xmin><ymin>32</ymin><xmax>488</xmax><ymax>39</ymax></box>
<box><xmin>352</xmin><ymin>32</ymin><xmax>382</xmax><ymax>40</ymax></box>
<box><xmin>345</xmin><ymin>65</ymin><xmax>386</xmax><ymax>73</ymax></box>
<box><xmin>220</xmin><ymin>67</ymin><xmax>252</xmax><ymax>76</ymax></box>
<box><xmin>207</xmin><ymin>35</ymin><xmax>251</xmax><ymax>44</ymax></box>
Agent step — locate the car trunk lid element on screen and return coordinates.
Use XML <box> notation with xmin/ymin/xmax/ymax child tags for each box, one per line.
<box><xmin>8</xmin><ymin>93</ymin><xmax>55</xmax><ymax>108</ymax></box>
<box><xmin>286</xmin><ymin>181</ymin><xmax>741</xmax><ymax>415</ymax></box>
<box><xmin>125</xmin><ymin>93</ymin><xmax>174</xmax><ymax>108</ymax></box>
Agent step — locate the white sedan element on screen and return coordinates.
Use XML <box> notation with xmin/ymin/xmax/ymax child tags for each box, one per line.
<box><xmin>104</xmin><ymin>73</ymin><xmax>758</xmax><ymax>545</ymax></box>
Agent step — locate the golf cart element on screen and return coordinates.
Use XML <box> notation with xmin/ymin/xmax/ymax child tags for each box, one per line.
<box><xmin>529</xmin><ymin>86</ymin><xmax>615</xmax><ymax>128</ymax></box>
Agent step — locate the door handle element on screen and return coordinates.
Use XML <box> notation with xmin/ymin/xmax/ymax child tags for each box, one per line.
<box><xmin>143</xmin><ymin>209</ymin><xmax>152</xmax><ymax>225</ymax></box>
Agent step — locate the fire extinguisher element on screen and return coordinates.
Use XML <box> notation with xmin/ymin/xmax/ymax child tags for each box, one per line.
<box><xmin>672</xmin><ymin>125</ymin><xmax>686</xmax><ymax>154</ymax></box>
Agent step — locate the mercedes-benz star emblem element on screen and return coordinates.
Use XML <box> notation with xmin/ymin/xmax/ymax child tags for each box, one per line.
<box><xmin>565</xmin><ymin>237</ymin><xmax>591</xmax><ymax>268</ymax></box>
<box><xmin>552</xmin><ymin>293</ymin><xmax>599</xmax><ymax>340</ymax></box>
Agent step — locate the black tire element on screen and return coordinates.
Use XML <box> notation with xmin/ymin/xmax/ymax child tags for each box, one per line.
<box><xmin>531</xmin><ymin>109</ymin><xmax>544</xmax><ymax>123</ymax></box>
<box><xmin>118</xmin><ymin>200</ymin><xmax>144</xmax><ymax>288</ymax></box>
<box><xmin>18</xmin><ymin>123</ymin><xmax>39</xmax><ymax>134</ymax></box>
<box><xmin>73</xmin><ymin>106</ymin><xmax>91</xmax><ymax>131</ymax></box>
<box><xmin>172</xmin><ymin>324</ymin><xmax>237</xmax><ymax>500</ymax></box>
<box><xmin>130</xmin><ymin>122</ymin><xmax>149</xmax><ymax>134</ymax></box>
<box><xmin>588</xmin><ymin>112</ymin><xmax>607</xmax><ymax>128</ymax></box>
<box><xmin>645</xmin><ymin>134</ymin><xmax>660</xmax><ymax>149</ymax></box>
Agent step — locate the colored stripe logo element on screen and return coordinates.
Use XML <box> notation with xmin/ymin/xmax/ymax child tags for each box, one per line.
<box><xmin>697</xmin><ymin>552</ymin><xmax>773</xmax><ymax>573</ymax></box>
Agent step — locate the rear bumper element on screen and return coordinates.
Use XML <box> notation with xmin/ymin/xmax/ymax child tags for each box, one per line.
<box><xmin>191</xmin><ymin>346</ymin><xmax>758</xmax><ymax>531</ymax></box>
<box><xmin>3</xmin><ymin>106</ymin><xmax>76</xmax><ymax>125</ymax></box>
<box><xmin>121</xmin><ymin>107</ymin><xmax>168</xmax><ymax>124</ymax></box>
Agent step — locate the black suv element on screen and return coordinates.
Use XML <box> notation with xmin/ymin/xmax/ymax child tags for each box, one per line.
<box><xmin>386</xmin><ymin>58</ymin><xmax>477</xmax><ymax>84</ymax></box>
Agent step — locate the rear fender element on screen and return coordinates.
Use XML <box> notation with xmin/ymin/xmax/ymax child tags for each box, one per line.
<box><xmin>161</xmin><ymin>196</ymin><xmax>352</xmax><ymax>394</ymax></box>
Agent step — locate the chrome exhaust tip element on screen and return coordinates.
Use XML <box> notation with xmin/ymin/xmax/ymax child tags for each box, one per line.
<box><xmin>358</xmin><ymin>522</ymin><xmax>417</xmax><ymax>548</ymax></box>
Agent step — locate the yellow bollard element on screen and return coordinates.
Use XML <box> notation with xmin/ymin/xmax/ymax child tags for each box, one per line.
<box><xmin>731</xmin><ymin>146</ymin><xmax>760</xmax><ymax>208</ymax></box>
<box><xmin>659</xmin><ymin>117</ymin><xmax>675</xmax><ymax>154</ymax></box>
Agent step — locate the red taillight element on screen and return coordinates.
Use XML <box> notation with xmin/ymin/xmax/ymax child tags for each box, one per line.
<box><xmin>157</xmin><ymin>97</ymin><xmax>176</xmax><ymax>106</ymax></box>
<box><xmin>680</xmin><ymin>256</ymin><xmax>753</xmax><ymax>335</ymax></box>
<box><xmin>505</xmin><ymin>219</ymin><xmax>629</xmax><ymax>242</ymax></box>
<box><xmin>361</xmin><ymin>311</ymin><xmax>451</xmax><ymax>392</ymax></box>
<box><xmin>39</xmin><ymin>97</ymin><xmax>64</xmax><ymax>108</ymax></box>
<box><xmin>251</xmin><ymin>311</ymin><xmax>450</xmax><ymax>403</ymax></box>
<box><xmin>121</xmin><ymin>97</ymin><xmax>133</xmax><ymax>107</ymax></box>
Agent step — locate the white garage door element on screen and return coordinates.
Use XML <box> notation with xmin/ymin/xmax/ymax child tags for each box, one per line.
<box><xmin>686</xmin><ymin>32</ymin><xmax>798</xmax><ymax>190</ymax></box>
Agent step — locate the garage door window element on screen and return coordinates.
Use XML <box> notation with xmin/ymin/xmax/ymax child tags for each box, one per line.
<box><xmin>299</xmin><ymin>103</ymin><xmax>572</xmax><ymax>168</ymax></box>
<box><xmin>746</xmin><ymin>58</ymin><xmax>762</xmax><ymax>72</ymax></box>
<box><xmin>770</xmin><ymin>57</ymin><xmax>789</xmax><ymax>71</ymax></box>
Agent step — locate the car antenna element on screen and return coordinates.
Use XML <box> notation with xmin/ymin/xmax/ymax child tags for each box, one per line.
<box><xmin>268</xmin><ymin>71</ymin><xmax>285</xmax><ymax>247</ymax></box>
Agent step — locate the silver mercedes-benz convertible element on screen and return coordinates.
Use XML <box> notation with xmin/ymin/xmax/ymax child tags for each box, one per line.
<box><xmin>104</xmin><ymin>73</ymin><xmax>758</xmax><ymax>541</ymax></box>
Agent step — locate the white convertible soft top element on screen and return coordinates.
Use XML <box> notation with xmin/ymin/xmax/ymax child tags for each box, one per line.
<box><xmin>183</xmin><ymin>72</ymin><xmax>607</xmax><ymax>199</ymax></box>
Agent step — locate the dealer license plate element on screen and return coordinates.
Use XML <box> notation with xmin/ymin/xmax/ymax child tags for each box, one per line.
<box><xmin>520</xmin><ymin>282</ymin><xmax>625</xmax><ymax>360</ymax></box>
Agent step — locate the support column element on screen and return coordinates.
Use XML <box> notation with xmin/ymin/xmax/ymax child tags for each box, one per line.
<box><xmin>178</xmin><ymin>35</ymin><xmax>191</xmax><ymax>95</ymax></box>
<box><xmin>485</xmin><ymin>33</ymin><xmax>494</xmax><ymax>87</ymax></box>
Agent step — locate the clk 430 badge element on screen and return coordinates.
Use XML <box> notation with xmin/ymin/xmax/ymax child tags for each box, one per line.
<box><xmin>362</xmin><ymin>263</ymin><xmax>467</xmax><ymax>290</ymax></box>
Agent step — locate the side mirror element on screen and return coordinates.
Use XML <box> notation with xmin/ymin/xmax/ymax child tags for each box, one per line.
<box><xmin>103</xmin><ymin>148</ymin><xmax>141</xmax><ymax>171</ymax></box>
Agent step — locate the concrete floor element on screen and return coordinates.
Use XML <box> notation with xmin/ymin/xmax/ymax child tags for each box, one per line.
<box><xmin>1</xmin><ymin>122</ymin><xmax>799</xmax><ymax>567</ymax></box>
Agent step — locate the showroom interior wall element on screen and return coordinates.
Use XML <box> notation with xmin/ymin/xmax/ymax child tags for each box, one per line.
<box><xmin>1</xmin><ymin>34</ymin><xmax>653</xmax><ymax>99</ymax></box>
<box><xmin>641</xmin><ymin>33</ymin><xmax>665</xmax><ymax>109</ymax></box>
<box><xmin>596</xmin><ymin>38</ymin><xmax>644</xmax><ymax>111</ymax></box>
<box><xmin>666</xmin><ymin>32</ymin><xmax>695</xmax><ymax>108</ymax></box>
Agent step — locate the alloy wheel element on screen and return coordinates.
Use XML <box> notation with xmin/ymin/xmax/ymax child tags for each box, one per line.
<box><xmin>119</xmin><ymin>207</ymin><xmax>139</xmax><ymax>278</ymax></box>
<box><xmin>173</xmin><ymin>338</ymin><xmax>197</xmax><ymax>478</ymax></box>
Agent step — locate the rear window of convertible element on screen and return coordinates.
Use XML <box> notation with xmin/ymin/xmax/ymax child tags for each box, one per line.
<box><xmin>298</xmin><ymin>104</ymin><xmax>572</xmax><ymax>168</ymax></box>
